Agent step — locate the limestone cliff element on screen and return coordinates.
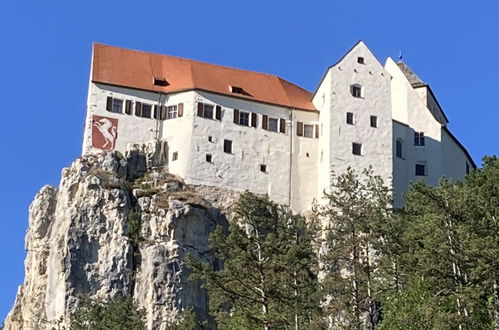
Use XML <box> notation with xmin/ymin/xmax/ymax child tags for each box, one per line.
<box><xmin>4</xmin><ymin>145</ymin><xmax>239</xmax><ymax>330</ymax></box>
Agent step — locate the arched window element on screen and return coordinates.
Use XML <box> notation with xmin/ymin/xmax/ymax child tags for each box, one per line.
<box><xmin>396</xmin><ymin>139</ymin><xmax>403</xmax><ymax>158</ymax></box>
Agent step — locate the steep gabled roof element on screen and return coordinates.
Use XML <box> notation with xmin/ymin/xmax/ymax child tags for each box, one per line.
<box><xmin>92</xmin><ymin>43</ymin><xmax>316</xmax><ymax>111</ymax></box>
<box><xmin>397</xmin><ymin>61</ymin><xmax>426</xmax><ymax>87</ymax></box>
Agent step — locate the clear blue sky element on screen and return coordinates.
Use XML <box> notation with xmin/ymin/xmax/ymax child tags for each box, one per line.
<box><xmin>1</xmin><ymin>0</ymin><xmax>498</xmax><ymax>322</ymax></box>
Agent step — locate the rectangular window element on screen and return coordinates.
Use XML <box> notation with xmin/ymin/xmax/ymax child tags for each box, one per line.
<box><xmin>224</xmin><ymin>139</ymin><xmax>232</xmax><ymax>154</ymax></box>
<box><xmin>280</xmin><ymin>118</ymin><xmax>286</xmax><ymax>133</ymax></box>
<box><xmin>239</xmin><ymin>112</ymin><xmax>250</xmax><ymax>126</ymax></box>
<box><xmin>352</xmin><ymin>85</ymin><xmax>362</xmax><ymax>98</ymax></box>
<box><xmin>206</xmin><ymin>154</ymin><xmax>212</xmax><ymax>163</ymax></box>
<box><xmin>172</xmin><ymin>152</ymin><xmax>178</xmax><ymax>161</ymax></box>
<box><xmin>466</xmin><ymin>162</ymin><xmax>470</xmax><ymax>174</ymax></box>
<box><xmin>414</xmin><ymin>132</ymin><xmax>425</xmax><ymax>146</ymax></box>
<box><xmin>304</xmin><ymin>124</ymin><xmax>314</xmax><ymax>138</ymax></box>
<box><xmin>415</xmin><ymin>162</ymin><xmax>426</xmax><ymax>176</ymax></box>
<box><xmin>352</xmin><ymin>142</ymin><xmax>362</xmax><ymax>156</ymax></box>
<box><xmin>268</xmin><ymin>118</ymin><xmax>278</xmax><ymax>132</ymax></box>
<box><xmin>357</xmin><ymin>57</ymin><xmax>365</xmax><ymax>64</ymax></box>
<box><xmin>112</xmin><ymin>98</ymin><xmax>123</xmax><ymax>113</ymax></box>
<box><xmin>260</xmin><ymin>164</ymin><xmax>267</xmax><ymax>172</ymax></box>
<box><xmin>141</xmin><ymin>104</ymin><xmax>152</xmax><ymax>118</ymax></box>
<box><xmin>370</xmin><ymin>115</ymin><xmax>377</xmax><ymax>128</ymax></box>
<box><xmin>197</xmin><ymin>103</ymin><xmax>214</xmax><ymax>119</ymax></box>
<box><xmin>167</xmin><ymin>105</ymin><xmax>178</xmax><ymax>119</ymax></box>
<box><xmin>346</xmin><ymin>112</ymin><xmax>354</xmax><ymax>125</ymax></box>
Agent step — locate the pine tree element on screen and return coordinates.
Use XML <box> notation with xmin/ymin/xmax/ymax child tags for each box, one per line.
<box><xmin>188</xmin><ymin>191</ymin><xmax>323</xmax><ymax>329</ymax></box>
<box><xmin>313</xmin><ymin>167</ymin><xmax>392</xmax><ymax>329</ymax></box>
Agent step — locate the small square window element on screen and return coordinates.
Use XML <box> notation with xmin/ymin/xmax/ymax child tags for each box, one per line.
<box><xmin>415</xmin><ymin>163</ymin><xmax>426</xmax><ymax>176</ymax></box>
<box><xmin>112</xmin><ymin>98</ymin><xmax>123</xmax><ymax>113</ymax></box>
<box><xmin>206</xmin><ymin>154</ymin><xmax>212</xmax><ymax>162</ymax></box>
<box><xmin>172</xmin><ymin>152</ymin><xmax>178</xmax><ymax>161</ymax></box>
<box><xmin>208</xmin><ymin>136</ymin><xmax>213</xmax><ymax>142</ymax></box>
<box><xmin>260</xmin><ymin>164</ymin><xmax>267</xmax><ymax>172</ymax></box>
<box><xmin>203</xmin><ymin>104</ymin><xmax>214</xmax><ymax>119</ymax></box>
<box><xmin>141</xmin><ymin>104</ymin><xmax>152</xmax><ymax>118</ymax></box>
<box><xmin>352</xmin><ymin>143</ymin><xmax>362</xmax><ymax>156</ymax></box>
<box><xmin>239</xmin><ymin>112</ymin><xmax>250</xmax><ymax>126</ymax></box>
<box><xmin>166</xmin><ymin>105</ymin><xmax>178</xmax><ymax>119</ymax></box>
<box><xmin>268</xmin><ymin>118</ymin><xmax>278</xmax><ymax>132</ymax></box>
<box><xmin>304</xmin><ymin>124</ymin><xmax>314</xmax><ymax>138</ymax></box>
<box><xmin>224</xmin><ymin>139</ymin><xmax>232</xmax><ymax>153</ymax></box>
<box><xmin>357</xmin><ymin>57</ymin><xmax>365</xmax><ymax>64</ymax></box>
<box><xmin>351</xmin><ymin>85</ymin><xmax>362</xmax><ymax>98</ymax></box>
<box><xmin>370</xmin><ymin>115</ymin><xmax>377</xmax><ymax>128</ymax></box>
<box><xmin>153</xmin><ymin>78</ymin><xmax>169</xmax><ymax>86</ymax></box>
<box><xmin>414</xmin><ymin>132</ymin><xmax>425</xmax><ymax>146</ymax></box>
<box><xmin>346</xmin><ymin>112</ymin><xmax>354</xmax><ymax>125</ymax></box>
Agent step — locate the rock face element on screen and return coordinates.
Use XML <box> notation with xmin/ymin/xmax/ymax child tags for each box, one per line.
<box><xmin>4</xmin><ymin>147</ymin><xmax>237</xmax><ymax>330</ymax></box>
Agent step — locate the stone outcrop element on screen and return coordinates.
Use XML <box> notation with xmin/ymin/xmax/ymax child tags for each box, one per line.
<box><xmin>4</xmin><ymin>147</ymin><xmax>235</xmax><ymax>330</ymax></box>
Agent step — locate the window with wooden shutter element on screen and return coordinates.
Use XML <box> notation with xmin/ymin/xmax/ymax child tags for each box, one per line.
<box><xmin>160</xmin><ymin>106</ymin><xmax>167</xmax><ymax>120</ymax></box>
<box><xmin>233</xmin><ymin>109</ymin><xmax>240</xmax><ymax>124</ymax></box>
<box><xmin>135</xmin><ymin>102</ymin><xmax>142</xmax><ymax>117</ymax></box>
<box><xmin>216</xmin><ymin>105</ymin><xmax>222</xmax><ymax>120</ymax></box>
<box><xmin>251</xmin><ymin>113</ymin><xmax>257</xmax><ymax>128</ymax></box>
<box><xmin>197</xmin><ymin>103</ymin><xmax>204</xmax><ymax>117</ymax></box>
<box><xmin>297</xmin><ymin>122</ymin><xmax>304</xmax><ymax>136</ymax></box>
<box><xmin>106</xmin><ymin>97</ymin><xmax>113</xmax><ymax>111</ymax></box>
<box><xmin>178</xmin><ymin>103</ymin><xmax>184</xmax><ymax>117</ymax></box>
<box><xmin>154</xmin><ymin>105</ymin><xmax>159</xmax><ymax>119</ymax></box>
<box><xmin>262</xmin><ymin>115</ymin><xmax>268</xmax><ymax>130</ymax></box>
<box><xmin>125</xmin><ymin>100</ymin><xmax>132</xmax><ymax>115</ymax></box>
<box><xmin>279</xmin><ymin>118</ymin><xmax>286</xmax><ymax>133</ymax></box>
<box><xmin>315</xmin><ymin>124</ymin><xmax>319</xmax><ymax>138</ymax></box>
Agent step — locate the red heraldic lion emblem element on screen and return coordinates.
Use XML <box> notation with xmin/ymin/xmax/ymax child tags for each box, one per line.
<box><xmin>92</xmin><ymin>115</ymin><xmax>118</xmax><ymax>150</ymax></box>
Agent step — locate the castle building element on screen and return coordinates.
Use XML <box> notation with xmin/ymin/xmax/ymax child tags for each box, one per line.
<box><xmin>82</xmin><ymin>41</ymin><xmax>475</xmax><ymax>210</ymax></box>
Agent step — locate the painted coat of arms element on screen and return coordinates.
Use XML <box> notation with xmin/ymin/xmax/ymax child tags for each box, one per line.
<box><xmin>92</xmin><ymin>115</ymin><xmax>118</xmax><ymax>150</ymax></box>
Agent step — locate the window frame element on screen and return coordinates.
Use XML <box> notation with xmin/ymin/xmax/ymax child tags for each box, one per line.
<box><xmin>414</xmin><ymin>132</ymin><xmax>425</xmax><ymax>146</ymax></box>
<box><xmin>370</xmin><ymin>115</ymin><xmax>377</xmax><ymax>128</ymax></box>
<box><xmin>352</xmin><ymin>142</ymin><xmax>362</xmax><ymax>156</ymax></box>
<box><xmin>346</xmin><ymin>112</ymin><xmax>354</xmax><ymax>125</ymax></box>
<box><xmin>351</xmin><ymin>84</ymin><xmax>363</xmax><ymax>98</ymax></box>
<box><xmin>303</xmin><ymin>124</ymin><xmax>314</xmax><ymax>138</ymax></box>
<box><xmin>268</xmin><ymin>118</ymin><xmax>278</xmax><ymax>132</ymax></box>
<box><xmin>396</xmin><ymin>139</ymin><xmax>404</xmax><ymax>158</ymax></box>
<box><xmin>239</xmin><ymin>111</ymin><xmax>250</xmax><ymax>126</ymax></box>
<box><xmin>223</xmin><ymin>139</ymin><xmax>232</xmax><ymax>154</ymax></box>
<box><xmin>415</xmin><ymin>162</ymin><xmax>426</xmax><ymax>176</ymax></box>
<box><xmin>166</xmin><ymin>105</ymin><xmax>178</xmax><ymax>119</ymax></box>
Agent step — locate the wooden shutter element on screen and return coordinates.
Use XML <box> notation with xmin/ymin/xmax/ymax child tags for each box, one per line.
<box><xmin>315</xmin><ymin>124</ymin><xmax>319</xmax><ymax>138</ymax></box>
<box><xmin>216</xmin><ymin>105</ymin><xmax>222</xmax><ymax>120</ymax></box>
<box><xmin>160</xmin><ymin>106</ymin><xmax>167</xmax><ymax>120</ymax></box>
<box><xmin>233</xmin><ymin>109</ymin><xmax>240</xmax><ymax>124</ymax></box>
<box><xmin>106</xmin><ymin>97</ymin><xmax>113</xmax><ymax>111</ymax></box>
<box><xmin>251</xmin><ymin>113</ymin><xmax>257</xmax><ymax>128</ymax></box>
<box><xmin>279</xmin><ymin>118</ymin><xmax>286</xmax><ymax>133</ymax></box>
<box><xmin>135</xmin><ymin>102</ymin><xmax>142</xmax><ymax>116</ymax></box>
<box><xmin>178</xmin><ymin>103</ymin><xmax>184</xmax><ymax>117</ymax></box>
<box><xmin>125</xmin><ymin>100</ymin><xmax>132</xmax><ymax>114</ymax></box>
<box><xmin>154</xmin><ymin>105</ymin><xmax>159</xmax><ymax>119</ymax></box>
<box><xmin>262</xmin><ymin>115</ymin><xmax>268</xmax><ymax>130</ymax></box>
<box><xmin>297</xmin><ymin>121</ymin><xmax>304</xmax><ymax>136</ymax></box>
<box><xmin>197</xmin><ymin>103</ymin><xmax>204</xmax><ymax>117</ymax></box>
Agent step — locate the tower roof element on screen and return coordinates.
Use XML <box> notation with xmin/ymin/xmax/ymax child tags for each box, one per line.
<box><xmin>91</xmin><ymin>43</ymin><xmax>316</xmax><ymax>111</ymax></box>
<box><xmin>397</xmin><ymin>61</ymin><xmax>426</xmax><ymax>87</ymax></box>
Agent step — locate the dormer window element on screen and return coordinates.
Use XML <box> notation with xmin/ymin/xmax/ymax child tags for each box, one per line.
<box><xmin>153</xmin><ymin>78</ymin><xmax>169</xmax><ymax>86</ymax></box>
<box><xmin>357</xmin><ymin>57</ymin><xmax>365</xmax><ymax>64</ymax></box>
<box><xmin>230</xmin><ymin>85</ymin><xmax>251</xmax><ymax>96</ymax></box>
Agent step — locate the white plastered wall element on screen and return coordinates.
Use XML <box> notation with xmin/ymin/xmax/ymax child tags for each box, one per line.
<box><xmin>325</xmin><ymin>42</ymin><xmax>393</xmax><ymax>193</ymax></box>
<box><xmin>386</xmin><ymin>58</ymin><xmax>443</xmax><ymax>204</ymax></box>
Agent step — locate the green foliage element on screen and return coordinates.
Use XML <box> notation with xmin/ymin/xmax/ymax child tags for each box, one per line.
<box><xmin>314</xmin><ymin>167</ymin><xmax>392</xmax><ymax>329</ymax></box>
<box><xmin>165</xmin><ymin>308</ymin><xmax>201</xmax><ymax>329</ymax></box>
<box><xmin>378</xmin><ymin>156</ymin><xmax>499</xmax><ymax>329</ymax></box>
<box><xmin>127</xmin><ymin>209</ymin><xmax>142</xmax><ymax>246</ymax></box>
<box><xmin>69</xmin><ymin>295</ymin><xmax>145</xmax><ymax>330</ymax></box>
<box><xmin>188</xmin><ymin>191</ymin><xmax>323</xmax><ymax>329</ymax></box>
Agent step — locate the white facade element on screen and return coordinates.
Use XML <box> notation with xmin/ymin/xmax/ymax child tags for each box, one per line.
<box><xmin>83</xmin><ymin>41</ymin><xmax>474</xmax><ymax>211</ymax></box>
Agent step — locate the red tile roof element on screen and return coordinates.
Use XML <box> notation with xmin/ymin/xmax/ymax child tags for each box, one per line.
<box><xmin>92</xmin><ymin>43</ymin><xmax>316</xmax><ymax>111</ymax></box>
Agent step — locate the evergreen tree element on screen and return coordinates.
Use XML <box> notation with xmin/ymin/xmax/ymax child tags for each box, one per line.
<box><xmin>313</xmin><ymin>167</ymin><xmax>392</xmax><ymax>329</ymax></box>
<box><xmin>69</xmin><ymin>295</ymin><xmax>145</xmax><ymax>330</ymax></box>
<box><xmin>189</xmin><ymin>191</ymin><xmax>323</xmax><ymax>329</ymax></box>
